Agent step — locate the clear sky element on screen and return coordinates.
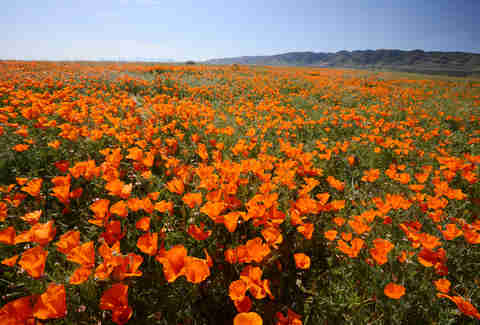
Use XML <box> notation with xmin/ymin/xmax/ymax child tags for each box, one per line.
<box><xmin>2</xmin><ymin>0</ymin><xmax>479</xmax><ymax>61</ymax></box>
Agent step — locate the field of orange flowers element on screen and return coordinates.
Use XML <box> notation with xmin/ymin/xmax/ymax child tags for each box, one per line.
<box><xmin>0</xmin><ymin>61</ymin><xmax>479</xmax><ymax>324</ymax></box>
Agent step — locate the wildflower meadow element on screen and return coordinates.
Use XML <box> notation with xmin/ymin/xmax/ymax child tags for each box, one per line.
<box><xmin>0</xmin><ymin>61</ymin><xmax>479</xmax><ymax>324</ymax></box>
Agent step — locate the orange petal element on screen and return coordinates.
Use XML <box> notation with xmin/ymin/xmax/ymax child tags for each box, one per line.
<box><xmin>183</xmin><ymin>256</ymin><xmax>210</xmax><ymax>284</ymax></box>
<box><xmin>67</xmin><ymin>241</ymin><xmax>95</xmax><ymax>267</ymax></box>
<box><xmin>384</xmin><ymin>282</ymin><xmax>405</xmax><ymax>299</ymax></box>
<box><xmin>69</xmin><ymin>266</ymin><xmax>93</xmax><ymax>285</ymax></box>
<box><xmin>1</xmin><ymin>254</ymin><xmax>19</xmax><ymax>267</ymax></box>
<box><xmin>19</xmin><ymin>246</ymin><xmax>48</xmax><ymax>278</ymax></box>
<box><xmin>234</xmin><ymin>312</ymin><xmax>263</xmax><ymax>325</ymax></box>
<box><xmin>33</xmin><ymin>283</ymin><xmax>67</xmax><ymax>319</ymax></box>
<box><xmin>294</xmin><ymin>253</ymin><xmax>311</xmax><ymax>269</ymax></box>
<box><xmin>137</xmin><ymin>232</ymin><xmax>158</xmax><ymax>256</ymax></box>
<box><xmin>55</xmin><ymin>230</ymin><xmax>80</xmax><ymax>254</ymax></box>
<box><xmin>0</xmin><ymin>226</ymin><xmax>16</xmax><ymax>245</ymax></box>
<box><xmin>229</xmin><ymin>280</ymin><xmax>247</xmax><ymax>301</ymax></box>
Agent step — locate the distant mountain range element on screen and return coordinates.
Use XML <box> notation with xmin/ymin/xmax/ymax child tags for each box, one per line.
<box><xmin>205</xmin><ymin>49</ymin><xmax>480</xmax><ymax>77</ymax></box>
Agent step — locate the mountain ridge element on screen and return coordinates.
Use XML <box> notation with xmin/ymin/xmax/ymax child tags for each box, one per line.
<box><xmin>204</xmin><ymin>49</ymin><xmax>480</xmax><ymax>76</ymax></box>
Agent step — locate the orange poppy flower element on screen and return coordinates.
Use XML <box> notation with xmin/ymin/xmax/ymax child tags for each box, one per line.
<box><xmin>95</xmin><ymin>241</ymin><xmax>123</xmax><ymax>281</ymax></box>
<box><xmin>5</xmin><ymin>192</ymin><xmax>26</xmax><ymax>208</ymax></box>
<box><xmin>16</xmin><ymin>177</ymin><xmax>29</xmax><ymax>186</ymax></box>
<box><xmin>399</xmin><ymin>222</ymin><xmax>422</xmax><ymax>245</ymax></box>
<box><xmin>70</xmin><ymin>187</ymin><xmax>83</xmax><ymax>199</ymax></box>
<box><xmin>240</xmin><ymin>266</ymin><xmax>273</xmax><ymax>300</ymax></box>
<box><xmin>110</xmin><ymin>200</ymin><xmax>128</xmax><ymax>218</ymax></box>
<box><xmin>33</xmin><ymin>283</ymin><xmax>67</xmax><ymax>319</ymax></box>
<box><xmin>135</xmin><ymin>217</ymin><xmax>150</xmax><ymax>231</ymax></box>
<box><xmin>347</xmin><ymin>155</ymin><xmax>356</xmax><ymax>166</ymax></box>
<box><xmin>324</xmin><ymin>229</ymin><xmax>337</xmax><ymax>241</ymax></box>
<box><xmin>101</xmin><ymin>220</ymin><xmax>125</xmax><ymax>245</ymax></box>
<box><xmin>187</xmin><ymin>223</ymin><xmax>211</xmax><ymax>241</ymax></box>
<box><xmin>100</xmin><ymin>283</ymin><xmax>128</xmax><ymax>310</ymax></box>
<box><xmin>221</xmin><ymin>211</ymin><xmax>242</xmax><ymax>233</ymax></box>
<box><xmin>166</xmin><ymin>177</ymin><xmax>185</xmax><ymax>195</ymax></box>
<box><xmin>434</xmin><ymin>278</ymin><xmax>451</xmax><ymax>293</ymax></box>
<box><xmin>229</xmin><ymin>279</ymin><xmax>248</xmax><ymax>301</ymax></box>
<box><xmin>337</xmin><ymin>238</ymin><xmax>364</xmax><ymax>258</ymax></box>
<box><xmin>69</xmin><ymin>265</ymin><xmax>93</xmax><ymax>285</ymax></box>
<box><xmin>55</xmin><ymin>230</ymin><xmax>80</xmax><ymax>254</ymax></box>
<box><xmin>54</xmin><ymin>160</ymin><xmax>69</xmax><ymax>173</ymax></box>
<box><xmin>341</xmin><ymin>232</ymin><xmax>352</xmax><ymax>242</ymax></box>
<box><xmin>183</xmin><ymin>256</ymin><xmax>211</xmax><ymax>283</ymax></box>
<box><xmin>51</xmin><ymin>185</ymin><xmax>70</xmax><ymax>205</ymax></box>
<box><xmin>234</xmin><ymin>312</ymin><xmax>263</xmax><ymax>325</ymax></box>
<box><xmin>0</xmin><ymin>226</ymin><xmax>16</xmax><ymax>245</ymax></box>
<box><xmin>297</xmin><ymin>223</ymin><xmax>314</xmax><ymax>240</ymax></box>
<box><xmin>126</xmin><ymin>147</ymin><xmax>143</xmax><ymax>161</ymax></box>
<box><xmin>0</xmin><ymin>201</ymin><xmax>7</xmax><ymax>222</ymax></box>
<box><xmin>89</xmin><ymin>199</ymin><xmax>110</xmax><ymax>226</ymax></box>
<box><xmin>67</xmin><ymin>241</ymin><xmax>95</xmax><ymax>267</ymax></box>
<box><xmin>362</xmin><ymin>169</ymin><xmax>380</xmax><ymax>182</ymax></box>
<box><xmin>276</xmin><ymin>308</ymin><xmax>302</xmax><ymax>325</ymax></box>
<box><xmin>21</xmin><ymin>178</ymin><xmax>42</xmax><ymax>197</ymax></box>
<box><xmin>384</xmin><ymin>282</ymin><xmax>405</xmax><ymax>299</ymax></box>
<box><xmin>147</xmin><ymin>191</ymin><xmax>160</xmax><ymax>201</ymax></box>
<box><xmin>329</xmin><ymin>200</ymin><xmax>345</xmax><ymax>211</ymax></box>
<box><xmin>200</xmin><ymin>201</ymin><xmax>226</xmax><ymax>221</ymax></box>
<box><xmin>234</xmin><ymin>295</ymin><xmax>253</xmax><ymax>313</ymax></box>
<box><xmin>112</xmin><ymin>253</ymin><xmax>143</xmax><ymax>281</ymax></box>
<box><xmin>295</xmin><ymin>197</ymin><xmax>319</xmax><ymax>214</ymax></box>
<box><xmin>369</xmin><ymin>238</ymin><xmax>394</xmax><ymax>265</ymax></box>
<box><xmin>154</xmin><ymin>200</ymin><xmax>174</xmax><ymax>214</ymax></box>
<box><xmin>418</xmin><ymin>247</ymin><xmax>447</xmax><ymax>268</ymax></box>
<box><xmin>156</xmin><ymin>244</ymin><xmax>188</xmax><ymax>282</ymax></box>
<box><xmin>1</xmin><ymin>254</ymin><xmax>19</xmax><ymax>267</ymax></box>
<box><xmin>100</xmin><ymin>283</ymin><xmax>133</xmax><ymax>325</ymax></box>
<box><xmin>137</xmin><ymin>232</ymin><xmax>158</xmax><ymax>256</ymax></box>
<box><xmin>30</xmin><ymin>221</ymin><xmax>56</xmax><ymax>246</ymax></box>
<box><xmin>441</xmin><ymin>224</ymin><xmax>462</xmax><ymax>240</ymax></box>
<box><xmin>19</xmin><ymin>246</ymin><xmax>48</xmax><ymax>278</ymax></box>
<box><xmin>348</xmin><ymin>219</ymin><xmax>370</xmax><ymax>235</ymax></box>
<box><xmin>70</xmin><ymin>160</ymin><xmax>100</xmax><ymax>180</ymax></box>
<box><xmin>20</xmin><ymin>210</ymin><xmax>42</xmax><ymax>224</ymax></box>
<box><xmin>196</xmin><ymin>143</ymin><xmax>209</xmax><ymax>160</ymax></box>
<box><xmin>240</xmin><ymin>237</ymin><xmax>271</xmax><ymax>263</ymax></box>
<box><xmin>294</xmin><ymin>253</ymin><xmax>311</xmax><ymax>269</ymax></box>
<box><xmin>326</xmin><ymin>176</ymin><xmax>345</xmax><ymax>191</ymax></box>
<box><xmin>463</xmin><ymin>225</ymin><xmax>480</xmax><ymax>244</ymax></box>
<box><xmin>437</xmin><ymin>294</ymin><xmax>480</xmax><ymax>319</ymax></box>
<box><xmin>182</xmin><ymin>192</ymin><xmax>203</xmax><ymax>208</ymax></box>
<box><xmin>111</xmin><ymin>304</ymin><xmax>133</xmax><ymax>325</ymax></box>
<box><xmin>415</xmin><ymin>172</ymin><xmax>430</xmax><ymax>184</ymax></box>
<box><xmin>0</xmin><ymin>295</ymin><xmax>35</xmax><ymax>324</ymax></box>
<box><xmin>316</xmin><ymin>192</ymin><xmax>330</xmax><ymax>206</ymax></box>
<box><xmin>14</xmin><ymin>228</ymin><xmax>33</xmax><ymax>245</ymax></box>
<box><xmin>13</xmin><ymin>143</ymin><xmax>29</xmax><ymax>152</ymax></box>
<box><xmin>261</xmin><ymin>227</ymin><xmax>283</xmax><ymax>248</ymax></box>
<box><xmin>419</xmin><ymin>233</ymin><xmax>441</xmax><ymax>250</ymax></box>
<box><xmin>106</xmin><ymin>179</ymin><xmax>132</xmax><ymax>199</ymax></box>
<box><xmin>225</xmin><ymin>248</ymin><xmax>238</xmax><ymax>264</ymax></box>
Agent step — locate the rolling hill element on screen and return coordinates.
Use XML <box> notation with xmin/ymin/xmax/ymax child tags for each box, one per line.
<box><xmin>205</xmin><ymin>49</ymin><xmax>480</xmax><ymax>77</ymax></box>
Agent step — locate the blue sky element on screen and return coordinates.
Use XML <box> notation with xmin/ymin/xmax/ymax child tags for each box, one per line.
<box><xmin>2</xmin><ymin>0</ymin><xmax>479</xmax><ymax>61</ymax></box>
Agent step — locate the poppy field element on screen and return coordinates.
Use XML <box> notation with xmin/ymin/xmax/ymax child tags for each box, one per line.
<box><xmin>0</xmin><ymin>61</ymin><xmax>479</xmax><ymax>324</ymax></box>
